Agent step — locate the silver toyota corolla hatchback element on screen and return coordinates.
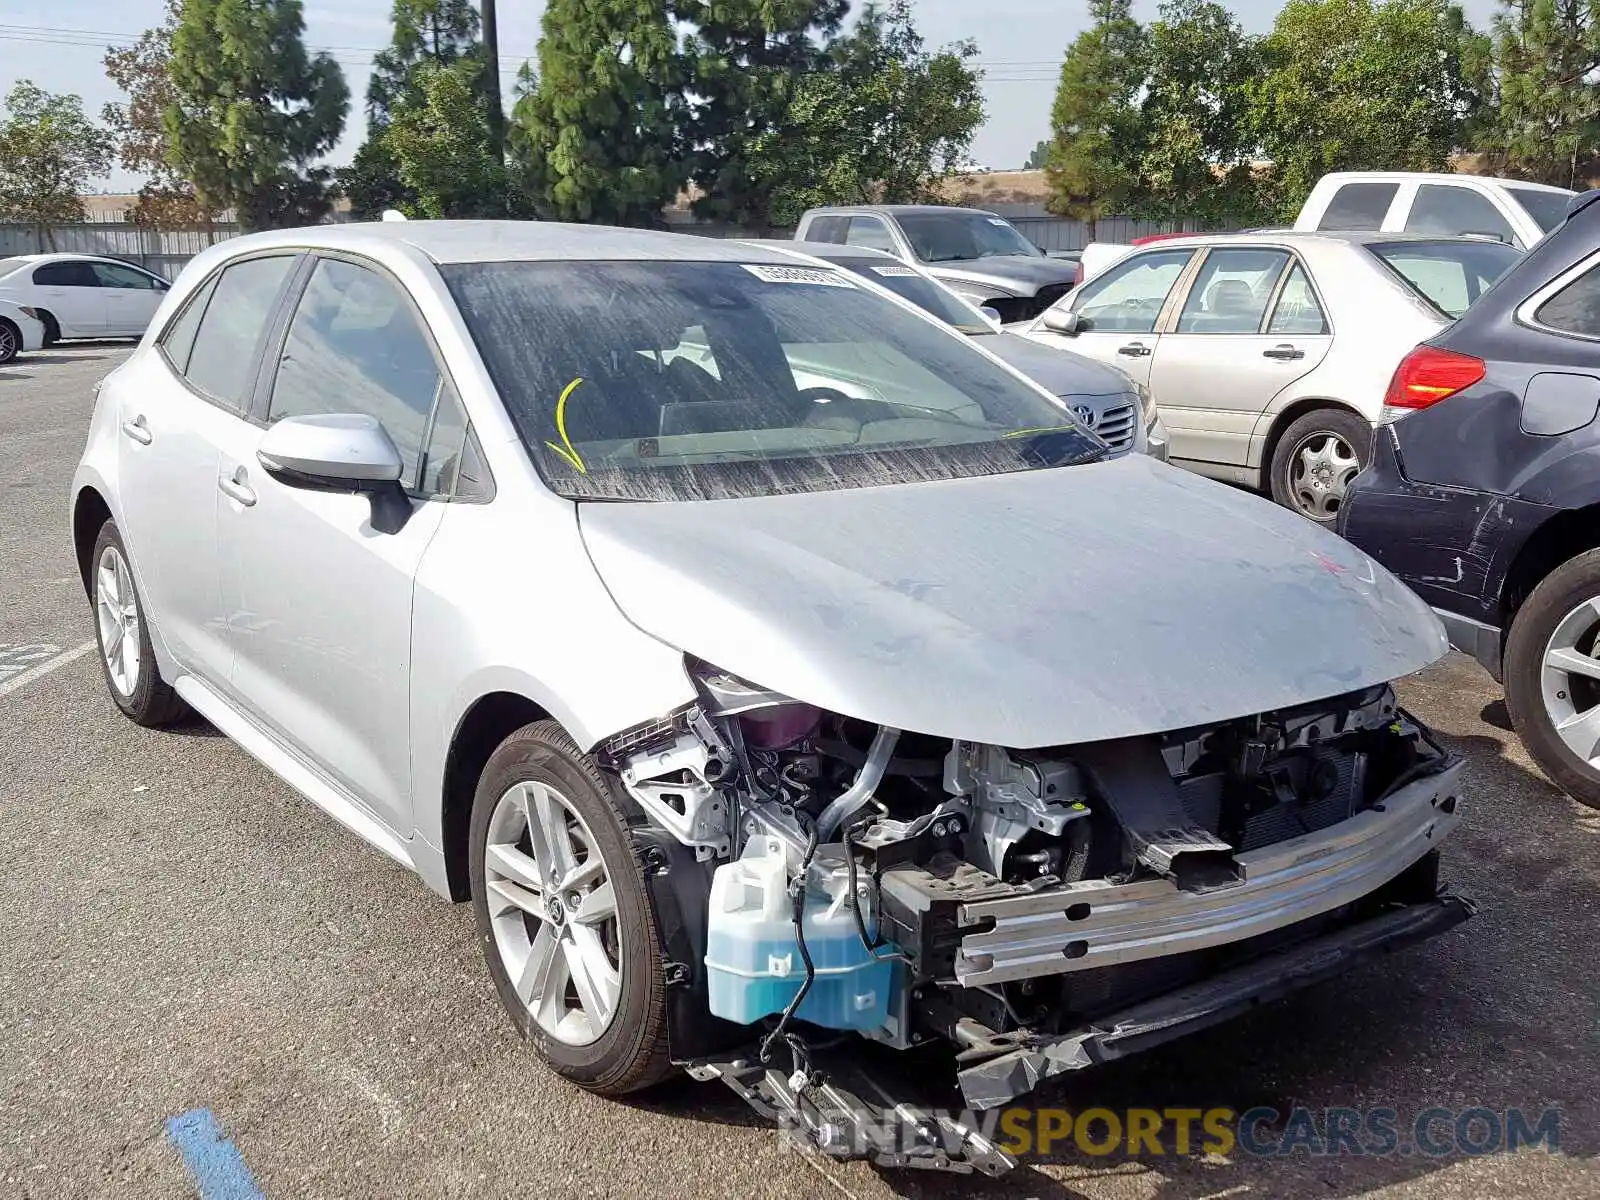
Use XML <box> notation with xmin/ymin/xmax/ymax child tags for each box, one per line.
<box><xmin>71</xmin><ymin>222</ymin><xmax>1472</xmax><ymax>1174</ymax></box>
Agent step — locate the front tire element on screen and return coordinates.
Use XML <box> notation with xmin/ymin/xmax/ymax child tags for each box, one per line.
<box><xmin>1504</xmin><ymin>549</ymin><xmax>1600</xmax><ymax>810</ymax></box>
<box><xmin>469</xmin><ymin>720</ymin><xmax>673</xmax><ymax>1094</ymax></box>
<box><xmin>1269</xmin><ymin>407</ymin><xmax>1371</xmax><ymax>525</ymax></box>
<box><xmin>90</xmin><ymin>520</ymin><xmax>187</xmax><ymax>727</ymax></box>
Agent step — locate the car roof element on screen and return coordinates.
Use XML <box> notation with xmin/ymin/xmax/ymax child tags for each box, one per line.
<box><xmin>1317</xmin><ymin>170</ymin><xmax>1573</xmax><ymax>194</ymax></box>
<box><xmin>1126</xmin><ymin>230</ymin><xmax>1516</xmax><ymax>250</ymax></box>
<box><xmin>803</xmin><ymin>204</ymin><xmax>998</xmax><ymax>218</ymax></box>
<box><xmin>208</xmin><ymin>220</ymin><xmax>814</xmax><ymax>266</ymax></box>
<box><xmin>4</xmin><ymin>252</ymin><xmax>140</xmax><ymax>265</ymax></box>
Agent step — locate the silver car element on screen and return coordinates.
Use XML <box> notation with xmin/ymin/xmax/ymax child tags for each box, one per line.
<box><xmin>1020</xmin><ymin>232</ymin><xmax>1522</xmax><ymax>523</ymax></box>
<box><xmin>72</xmin><ymin>221</ymin><xmax>1470</xmax><ymax>1174</ymax></box>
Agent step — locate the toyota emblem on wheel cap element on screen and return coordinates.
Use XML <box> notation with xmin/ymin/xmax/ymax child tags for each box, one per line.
<box><xmin>1072</xmin><ymin>404</ymin><xmax>1096</xmax><ymax>427</ymax></box>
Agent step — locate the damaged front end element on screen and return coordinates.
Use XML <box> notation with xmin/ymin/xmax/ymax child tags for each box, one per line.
<box><xmin>598</xmin><ymin>663</ymin><xmax>1472</xmax><ymax>1175</ymax></box>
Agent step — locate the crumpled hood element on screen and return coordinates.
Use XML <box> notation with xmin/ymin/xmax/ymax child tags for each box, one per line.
<box><xmin>578</xmin><ymin>456</ymin><xmax>1447</xmax><ymax>747</ymax></box>
<box><xmin>927</xmin><ymin>256</ymin><xmax>1076</xmax><ymax>297</ymax></box>
<box><xmin>975</xmin><ymin>331</ymin><xmax>1135</xmax><ymax>397</ymax></box>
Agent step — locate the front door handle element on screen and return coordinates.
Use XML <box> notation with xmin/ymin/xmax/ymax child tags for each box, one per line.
<box><xmin>1117</xmin><ymin>342</ymin><xmax>1152</xmax><ymax>358</ymax></box>
<box><xmin>120</xmin><ymin>414</ymin><xmax>152</xmax><ymax>445</ymax></box>
<box><xmin>218</xmin><ymin>466</ymin><xmax>257</xmax><ymax>507</ymax></box>
<box><xmin>1263</xmin><ymin>344</ymin><xmax>1305</xmax><ymax>361</ymax></box>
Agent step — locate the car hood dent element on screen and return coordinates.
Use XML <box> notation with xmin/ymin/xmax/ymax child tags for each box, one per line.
<box><xmin>927</xmin><ymin>257</ymin><xmax>1076</xmax><ymax>296</ymax></box>
<box><xmin>578</xmin><ymin>457</ymin><xmax>1447</xmax><ymax>747</ymax></box>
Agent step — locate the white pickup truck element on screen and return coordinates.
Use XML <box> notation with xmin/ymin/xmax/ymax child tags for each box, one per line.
<box><xmin>1079</xmin><ymin>170</ymin><xmax>1574</xmax><ymax>285</ymax></box>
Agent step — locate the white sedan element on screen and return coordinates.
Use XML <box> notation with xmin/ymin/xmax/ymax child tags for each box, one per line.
<box><xmin>1017</xmin><ymin>231</ymin><xmax>1521</xmax><ymax>523</ymax></box>
<box><xmin>0</xmin><ymin>253</ymin><xmax>172</xmax><ymax>344</ymax></box>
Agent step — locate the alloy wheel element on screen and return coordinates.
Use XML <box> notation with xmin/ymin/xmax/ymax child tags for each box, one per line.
<box><xmin>95</xmin><ymin>544</ymin><xmax>142</xmax><ymax>697</ymax></box>
<box><xmin>0</xmin><ymin>323</ymin><xmax>16</xmax><ymax>363</ymax></box>
<box><xmin>482</xmin><ymin>780</ymin><xmax>622</xmax><ymax>1046</ymax></box>
<box><xmin>1288</xmin><ymin>431</ymin><xmax>1360</xmax><ymax>521</ymax></box>
<box><xmin>1539</xmin><ymin>597</ymin><xmax>1600</xmax><ymax>767</ymax></box>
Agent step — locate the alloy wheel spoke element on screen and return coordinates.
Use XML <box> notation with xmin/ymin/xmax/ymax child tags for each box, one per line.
<box><xmin>560</xmin><ymin>855</ymin><xmax>605</xmax><ymax>894</ymax></box>
<box><xmin>563</xmin><ymin>926</ymin><xmax>619</xmax><ymax>1028</ymax></box>
<box><xmin>572</xmin><ymin>879</ymin><xmax>615</xmax><ymax>926</ymax></box>
<box><xmin>516</xmin><ymin>924</ymin><xmax>569</xmax><ymax>1033</ymax></box>
<box><xmin>1555</xmin><ymin>703</ymin><xmax>1600</xmax><ymax>762</ymax></box>
<box><xmin>1547</xmin><ymin>645</ymin><xmax>1600</xmax><ymax>684</ymax></box>
<box><xmin>522</xmin><ymin>782</ymin><xmax>578</xmax><ymax>888</ymax></box>
<box><xmin>487</xmin><ymin>877</ymin><xmax>548</xmax><ymax>922</ymax></box>
<box><xmin>98</xmin><ymin>563</ymin><xmax>119</xmax><ymax>608</ymax></box>
<box><xmin>486</xmin><ymin>841</ymin><xmax>545</xmax><ymax>894</ymax></box>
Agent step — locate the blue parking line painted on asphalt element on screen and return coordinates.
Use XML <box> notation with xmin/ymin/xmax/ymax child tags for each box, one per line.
<box><xmin>164</xmin><ymin>1108</ymin><xmax>265</xmax><ymax>1200</ymax></box>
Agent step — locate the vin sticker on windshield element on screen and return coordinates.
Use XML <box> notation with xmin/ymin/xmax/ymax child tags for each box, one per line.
<box><xmin>742</xmin><ymin>264</ymin><xmax>855</xmax><ymax>287</ymax></box>
<box><xmin>870</xmin><ymin>265</ymin><xmax>919</xmax><ymax>277</ymax></box>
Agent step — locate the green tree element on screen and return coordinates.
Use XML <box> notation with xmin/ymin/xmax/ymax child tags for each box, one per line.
<box><xmin>0</xmin><ymin>82</ymin><xmax>113</xmax><ymax>240</ymax></box>
<box><xmin>1023</xmin><ymin>139</ymin><xmax>1051</xmax><ymax>170</ymax></box>
<box><xmin>1481</xmin><ymin>0</ymin><xmax>1600</xmax><ymax>187</ymax></box>
<box><xmin>102</xmin><ymin>0</ymin><xmax>213</xmax><ymax>227</ymax></box>
<box><xmin>511</xmin><ymin>0</ymin><xmax>687</xmax><ymax>225</ymax></box>
<box><xmin>1044</xmin><ymin>0</ymin><xmax>1146</xmax><ymax>238</ymax></box>
<box><xmin>166</xmin><ymin>0</ymin><xmax>349</xmax><ymax>230</ymax></box>
<box><xmin>384</xmin><ymin>61</ymin><xmax>506</xmax><ymax>218</ymax></box>
<box><xmin>748</xmin><ymin>1</ymin><xmax>985</xmax><ymax>224</ymax></box>
<box><xmin>681</xmin><ymin>0</ymin><xmax>847</xmax><ymax>231</ymax></box>
<box><xmin>343</xmin><ymin>0</ymin><xmax>485</xmax><ymax>219</ymax></box>
<box><xmin>1133</xmin><ymin>0</ymin><xmax>1266</xmax><ymax>226</ymax></box>
<box><xmin>1251</xmin><ymin>0</ymin><xmax>1488</xmax><ymax>217</ymax></box>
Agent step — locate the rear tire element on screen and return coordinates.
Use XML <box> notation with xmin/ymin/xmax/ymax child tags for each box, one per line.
<box><xmin>89</xmin><ymin>520</ymin><xmax>187</xmax><ymax>727</ymax></box>
<box><xmin>1268</xmin><ymin>407</ymin><xmax>1371</xmax><ymax>526</ymax></box>
<box><xmin>1504</xmin><ymin>549</ymin><xmax>1600</xmax><ymax>810</ymax></box>
<box><xmin>469</xmin><ymin>719</ymin><xmax>674</xmax><ymax>1094</ymax></box>
<box><xmin>0</xmin><ymin>318</ymin><xmax>19</xmax><ymax>364</ymax></box>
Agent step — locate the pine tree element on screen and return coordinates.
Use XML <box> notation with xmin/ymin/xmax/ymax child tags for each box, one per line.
<box><xmin>1482</xmin><ymin>0</ymin><xmax>1600</xmax><ymax>187</ymax></box>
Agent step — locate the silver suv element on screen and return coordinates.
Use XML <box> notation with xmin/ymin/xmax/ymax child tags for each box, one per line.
<box><xmin>72</xmin><ymin>221</ymin><xmax>1470</xmax><ymax>1175</ymax></box>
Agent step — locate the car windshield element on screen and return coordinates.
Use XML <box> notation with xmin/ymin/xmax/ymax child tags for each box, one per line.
<box><xmin>443</xmin><ymin>259</ymin><xmax>1102</xmax><ymax>502</ymax></box>
<box><xmin>896</xmin><ymin>212</ymin><xmax>1042</xmax><ymax>262</ymax></box>
<box><xmin>1506</xmin><ymin>187</ymin><xmax>1574</xmax><ymax>234</ymax></box>
<box><xmin>821</xmin><ymin>255</ymin><xmax>990</xmax><ymax>332</ymax></box>
<box><xmin>1366</xmin><ymin>239</ymin><xmax>1522</xmax><ymax>318</ymax></box>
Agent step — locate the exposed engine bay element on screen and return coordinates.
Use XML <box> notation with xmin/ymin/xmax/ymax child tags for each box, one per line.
<box><xmin>598</xmin><ymin>661</ymin><xmax>1471</xmax><ymax>1174</ymax></box>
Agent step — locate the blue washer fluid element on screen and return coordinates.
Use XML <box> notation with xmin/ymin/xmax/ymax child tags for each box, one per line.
<box><xmin>705</xmin><ymin>834</ymin><xmax>896</xmax><ymax>1030</ymax></box>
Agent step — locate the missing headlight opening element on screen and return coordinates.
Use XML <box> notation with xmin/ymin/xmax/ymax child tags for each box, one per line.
<box><xmin>599</xmin><ymin>664</ymin><xmax>1471</xmax><ymax>1175</ymax></box>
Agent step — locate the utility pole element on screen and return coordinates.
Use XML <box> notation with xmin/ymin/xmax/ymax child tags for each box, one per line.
<box><xmin>481</xmin><ymin>0</ymin><xmax>505</xmax><ymax>162</ymax></box>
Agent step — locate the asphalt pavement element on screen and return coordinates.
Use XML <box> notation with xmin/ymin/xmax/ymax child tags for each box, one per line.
<box><xmin>2</xmin><ymin>343</ymin><xmax>1597</xmax><ymax>1199</ymax></box>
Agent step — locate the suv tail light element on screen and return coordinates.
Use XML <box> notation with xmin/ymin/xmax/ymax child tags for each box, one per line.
<box><xmin>1383</xmin><ymin>346</ymin><xmax>1485</xmax><ymax>414</ymax></box>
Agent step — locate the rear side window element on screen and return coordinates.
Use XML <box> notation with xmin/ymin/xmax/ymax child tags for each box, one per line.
<box><xmin>1534</xmin><ymin>264</ymin><xmax>1600</xmax><ymax>337</ymax></box>
<box><xmin>845</xmin><ymin>217</ymin><xmax>898</xmax><ymax>253</ymax></box>
<box><xmin>1267</xmin><ymin>264</ymin><xmax>1328</xmax><ymax>334</ymax></box>
<box><xmin>1508</xmin><ymin>187</ymin><xmax>1573</xmax><ymax>235</ymax></box>
<box><xmin>268</xmin><ymin>257</ymin><xmax>442</xmax><ymax>488</ymax></box>
<box><xmin>1405</xmin><ymin>184</ymin><xmax>1517</xmax><ymax>244</ymax></box>
<box><xmin>33</xmin><ymin>261</ymin><xmax>99</xmax><ymax>287</ymax></box>
<box><xmin>1316</xmin><ymin>182</ymin><xmax>1399</xmax><ymax>231</ymax></box>
<box><xmin>184</xmin><ymin>255</ymin><xmax>296</xmax><ymax>410</ymax></box>
<box><xmin>92</xmin><ymin>262</ymin><xmax>160</xmax><ymax>290</ymax></box>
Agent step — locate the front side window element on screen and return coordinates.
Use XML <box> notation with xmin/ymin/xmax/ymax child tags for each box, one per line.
<box><xmin>1176</xmin><ymin>249</ymin><xmax>1290</xmax><ymax>334</ymax></box>
<box><xmin>1317</xmin><ymin>182</ymin><xmax>1398</xmax><ymax>231</ymax></box>
<box><xmin>444</xmin><ymin>259</ymin><xmax>1102</xmax><ymax>502</ymax></box>
<box><xmin>1367</xmin><ymin>239</ymin><xmax>1520</xmax><ymax>319</ymax></box>
<box><xmin>1072</xmin><ymin>249</ymin><xmax>1193</xmax><ymax>333</ymax></box>
<box><xmin>268</xmin><ymin>258</ymin><xmax>442</xmax><ymax>487</ymax></box>
<box><xmin>896</xmin><ymin>212</ymin><xmax>1041</xmax><ymax>262</ymax></box>
<box><xmin>1405</xmin><ymin>185</ymin><xmax>1517</xmax><ymax>244</ymax></box>
<box><xmin>33</xmin><ymin>261</ymin><xmax>98</xmax><ymax>287</ymax></box>
<box><xmin>184</xmin><ymin>255</ymin><xmax>296</xmax><ymax>410</ymax></box>
<box><xmin>91</xmin><ymin>262</ymin><xmax>160</xmax><ymax>290</ymax></box>
<box><xmin>844</xmin><ymin>218</ymin><xmax>898</xmax><ymax>254</ymax></box>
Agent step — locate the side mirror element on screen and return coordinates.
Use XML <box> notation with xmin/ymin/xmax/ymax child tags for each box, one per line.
<box><xmin>256</xmin><ymin>413</ymin><xmax>412</xmax><ymax>532</ymax></box>
<box><xmin>1041</xmin><ymin>307</ymin><xmax>1082</xmax><ymax>336</ymax></box>
<box><xmin>979</xmin><ymin>305</ymin><xmax>1003</xmax><ymax>329</ymax></box>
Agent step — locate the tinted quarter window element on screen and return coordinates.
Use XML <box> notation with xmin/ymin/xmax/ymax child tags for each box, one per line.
<box><xmin>805</xmin><ymin>216</ymin><xmax>848</xmax><ymax>243</ymax></box>
<box><xmin>1073</xmin><ymin>249</ymin><xmax>1192</xmax><ymax>333</ymax></box>
<box><xmin>1176</xmin><ymin>248</ymin><xmax>1289</xmax><ymax>334</ymax></box>
<box><xmin>33</xmin><ymin>261</ymin><xmax>99</xmax><ymax>287</ymax></box>
<box><xmin>269</xmin><ymin>258</ymin><xmax>441</xmax><ymax>486</ymax></box>
<box><xmin>158</xmin><ymin>274</ymin><xmax>218</xmax><ymax>375</ymax></box>
<box><xmin>1405</xmin><ymin>185</ymin><xmax>1516</xmax><ymax>244</ymax></box>
<box><xmin>1267</xmin><ymin>264</ymin><xmax>1328</xmax><ymax>334</ymax></box>
<box><xmin>1535</xmin><ymin>262</ymin><xmax>1600</xmax><ymax>337</ymax></box>
<box><xmin>185</xmin><ymin>255</ymin><xmax>296</xmax><ymax>410</ymax></box>
<box><xmin>1316</xmin><ymin>182</ymin><xmax>1399</xmax><ymax>231</ymax></box>
<box><xmin>1367</xmin><ymin>239</ymin><xmax>1520</xmax><ymax>319</ymax></box>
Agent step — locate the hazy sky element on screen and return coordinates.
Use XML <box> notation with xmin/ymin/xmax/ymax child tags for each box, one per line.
<box><xmin>0</xmin><ymin>0</ymin><xmax>1505</xmax><ymax>193</ymax></box>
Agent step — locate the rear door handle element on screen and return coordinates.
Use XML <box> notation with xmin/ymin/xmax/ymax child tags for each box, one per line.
<box><xmin>218</xmin><ymin>466</ymin><xmax>257</xmax><ymax>507</ymax></box>
<box><xmin>120</xmin><ymin>415</ymin><xmax>152</xmax><ymax>445</ymax></box>
<box><xmin>1117</xmin><ymin>342</ymin><xmax>1152</xmax><ymax>358</ymax></box>
<box><xmin>1263</xmin><ymin>344</ymin><xmax>1305</xmax><ymax>361</ymax></box>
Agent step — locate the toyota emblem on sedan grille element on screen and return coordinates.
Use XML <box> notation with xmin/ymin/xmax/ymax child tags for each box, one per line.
<box><xmin>1072</xmin><ymin>404</ymin><xmax>1096</xmax><ymax>427</ymax></box>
